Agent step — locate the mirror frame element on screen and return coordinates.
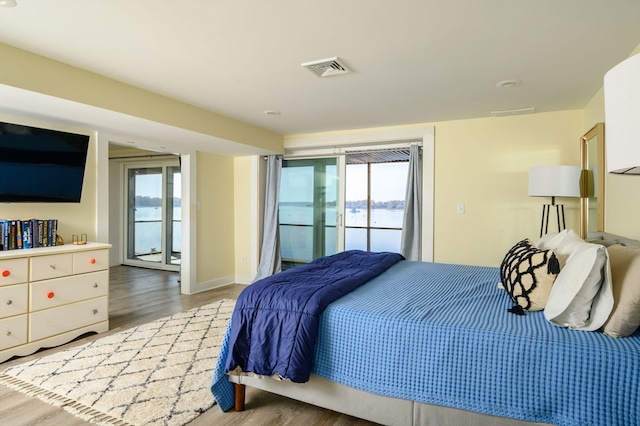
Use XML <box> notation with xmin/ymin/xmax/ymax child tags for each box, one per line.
<box><xmin>580</xmin><ymin>123</ymin><xmax>605</xmax><ymax>239</ymax></box>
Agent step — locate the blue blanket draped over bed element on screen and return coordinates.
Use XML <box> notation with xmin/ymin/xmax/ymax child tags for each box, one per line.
<box><xmin>224</xmin><ymin>250</ymin><xmax>404</xmax><ymax>383</ymax></box>
<box><xmin>212</xmin><ymin>260</ymin><xmax>640</xmax><ymax>426</ymax></box>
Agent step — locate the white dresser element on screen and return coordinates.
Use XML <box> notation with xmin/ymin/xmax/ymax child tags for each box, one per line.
<box><xmin>0</xmin><ymin>242</ymin><xmax>111</xmax><ymax>363</ymax></box>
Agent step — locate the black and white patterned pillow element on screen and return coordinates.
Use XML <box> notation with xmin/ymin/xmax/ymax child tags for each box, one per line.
<box><xmin>500</xmin><ymin>239</ymin><xmax>560</xmax><ymax>315</ymax></box>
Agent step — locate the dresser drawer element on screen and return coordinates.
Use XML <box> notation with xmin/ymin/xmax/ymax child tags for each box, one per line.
<box><xmin>30</xmin><ymin>270</ymin><xmax>108</xmax><ymax>312</ymax></box>
<box><xmin>73</xmin><ymin>249</ymin><xmax>109</xmax><ymax>274</ymax></box>
<box><xmin>0</xmin><ymin>258</ymin><xmax>29</xmax><ymax>286</ymax></box>
<box><xmin>30</xmin><ymin>253</ymin><xmax>73</xmax><ymax>282</ymax></box>
<box><xmin>0</xmin><ymin>314</ymin><xmax>28</xmax><ymax>350</ymax></box>
<box><xmin>29</xmin><ymin>296</ymin><xmax>108</xmax><ymax>341</ymax></box>
<box><xmin>0</xmin><ymin>284</ymin><xmax>28</xmax><ymax>318</ymax></box>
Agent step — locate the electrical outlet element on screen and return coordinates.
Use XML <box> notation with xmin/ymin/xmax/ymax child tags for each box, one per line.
<box><xmin>457</xmin><ymin>203</ymin><xmax>465</xmax><ymax>214</ymax></box>
<box><xmin>241</xmin><ymin>256</ymin><xmax>246</xmax><ymax>264</ymax></box>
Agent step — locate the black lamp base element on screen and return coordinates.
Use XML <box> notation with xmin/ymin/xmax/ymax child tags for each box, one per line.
<box><xmin>539</xmin><ymin>196</ymin><xmax>566</xmax><ymax>237</ymax></box>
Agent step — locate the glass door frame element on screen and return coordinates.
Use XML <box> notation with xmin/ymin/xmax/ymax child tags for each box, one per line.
<box><xmin>122</xmin><ymin>159</ymin><xmax>180</xmax><ymax>272</ymax></box>
<box><xmin>279</xmin><ymin>156</ymin><xmax>343</xmax><ymax>269</ymax></box>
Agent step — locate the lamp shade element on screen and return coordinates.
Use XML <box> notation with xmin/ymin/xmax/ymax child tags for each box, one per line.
<box><xmin>528</xmin><ymin>166</ymin><xmax>581</xmax><ymax>198</ymax></box>
<box><xmin>604</xmin><ymin>53</ymin><xmax>640</xmax><ymax>175</ymax></box>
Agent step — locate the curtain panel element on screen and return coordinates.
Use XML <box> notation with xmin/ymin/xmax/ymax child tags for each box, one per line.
<box><xmin>253</xmin><ymin>155</ymin><xmax>282</xmax><ymax>281</ymax></box>
<box><xmin>400</xmin><ymin>144</ymin><xmax>422</xmax><ymax>260</ymax></box>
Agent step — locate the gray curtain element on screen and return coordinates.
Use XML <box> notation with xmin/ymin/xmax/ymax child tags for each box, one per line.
<box><xmin>400</xmin><ymin>144</ymin><xmax>422</xmax><ymax>260</ymax></box>
<box><xmin>253</xmin><ymin>155</ymin><xmax>282</xmax><ymax>282</ymax></box>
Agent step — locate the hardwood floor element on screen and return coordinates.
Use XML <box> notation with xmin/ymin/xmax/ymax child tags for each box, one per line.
<box><xmin>0</xmin><ymin>265</ymin><xmax>379</xmax><ymax>426</ymax></box>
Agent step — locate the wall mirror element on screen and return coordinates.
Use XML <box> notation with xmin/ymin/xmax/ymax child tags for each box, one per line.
<box><xmin>580</xmin><ymin>123</ymin><xmax>605</xmax><ymax>239</ymax></box>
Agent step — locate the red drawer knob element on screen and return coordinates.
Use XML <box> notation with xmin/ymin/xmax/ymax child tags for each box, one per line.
<box><xmin>47</xmin><ymin>292</ymin><xmax>55</xmax><ymax>299</ymax></box>
<box><xmin>90</xmin><ymin>258</ymin><xmax>96</xmax><ymax>264</ymax></box>
<box><xmin>1</xmin><ymin>270</ymin><xmax>9</xmax><ymax>277</ymax></box>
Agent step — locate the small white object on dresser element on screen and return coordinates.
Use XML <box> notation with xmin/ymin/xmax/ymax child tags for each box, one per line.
<box><xmin>0</xmin><ymin>242</ymin><xmax>111</xmax><ymax>363</ymax></box>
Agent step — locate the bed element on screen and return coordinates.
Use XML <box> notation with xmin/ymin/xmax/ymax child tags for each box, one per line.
<box><xmin>211</xmin><ymin>233</ymin><xmax>640</xmax><ymax>426</ymax></box>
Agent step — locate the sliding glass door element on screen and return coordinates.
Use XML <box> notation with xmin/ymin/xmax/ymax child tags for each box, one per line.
<box><xmin>279</xmin><ymin>158</ymin><xmax>338</xmax><ymax>269</ymax></box>
<box><xmin>277</xmin><ymin>151</ymin><xmax>409</xmax><ymax>269</ymax></box>
<box><xmin>123</xmin><ymin>160</ymin><xmax>181</xmax><ymax>271</ymax></box>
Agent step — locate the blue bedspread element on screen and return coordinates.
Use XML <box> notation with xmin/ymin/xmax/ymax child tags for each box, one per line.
<box><xmin>224</xmin><ymin>250</ymin><xmax>404</xmax><ymax>383</ymax></box>
<box><xmin>212</xmin><ymin>261</ymin><xmax>640</xmax><ymax>425</ymax></box>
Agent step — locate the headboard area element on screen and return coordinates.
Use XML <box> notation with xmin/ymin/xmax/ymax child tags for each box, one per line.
<box><xmin>586</xmin><ymin>231</ymin><xmax>640</xmax><ymax>247</ymax></box>
<box><xmin>583</xmin><ymin>231</ymin><xmax>640</xmax><ymax>339</ymax></box>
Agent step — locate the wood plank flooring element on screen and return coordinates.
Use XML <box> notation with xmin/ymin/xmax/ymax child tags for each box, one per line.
<box><xmin>0</xmin><ymin>265</ymin><xmax>379</xmax><ymax>426</ymax></box>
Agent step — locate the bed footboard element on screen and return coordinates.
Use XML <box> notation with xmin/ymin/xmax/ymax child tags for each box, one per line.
<box><xmin>234</xmin><ymin>383</ymin><xmax>246</xmax><ymax>411</ymax></box>
<box><xmin>228</xmin><ymin>374</ymin><xmax>554</xmax><ymax>425</ymax></box>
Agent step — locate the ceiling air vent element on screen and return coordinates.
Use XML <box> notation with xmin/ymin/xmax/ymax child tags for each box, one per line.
<box><xmin>491</xmin><ymin>107</ymin><xmax>536</xmax><ymax>117</ymax></box>
<box><xmin>301</xmin><ymin>57</ymin><xmax>351</xmax><ymax>78</ymax></box>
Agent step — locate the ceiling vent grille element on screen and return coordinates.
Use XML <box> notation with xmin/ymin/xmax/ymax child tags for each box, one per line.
<box><xmin>302</xmin><ymin>57</ymin><xmax>351</xmax><ymax>78</ymax></box>
<box><xmin>491</xmin><ymin>107</ymin><xmax>536</xmax><ymax>117</ymax></box>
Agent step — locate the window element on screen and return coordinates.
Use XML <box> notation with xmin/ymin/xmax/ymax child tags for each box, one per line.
<box><xmin>344</xmin><ymin>150</ymin><xmax>409</xmax><ymax>253</ymax></box>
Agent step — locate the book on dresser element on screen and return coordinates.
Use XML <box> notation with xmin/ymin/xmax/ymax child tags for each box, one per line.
<box><xmin>0</xmin><ymin>218</ymin><xmax>59</xmax><ymax>251</ymax></box>
<box><xmin>0</xmin><ymin>220</ymin><xmax>6</xmax><ymax>251</ymax></box>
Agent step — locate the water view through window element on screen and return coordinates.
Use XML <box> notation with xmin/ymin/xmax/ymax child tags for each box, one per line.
<box><xmin>279</xmin><ymin>157</ymin><xmax>408</xmax><ymax>268</ymax></box>
<box><xmin>345</xmin><ymin>162</ymin><xmax>408</xmax><ymax>252</ymax></box>
<box><xmin>279</xmin><ymin>158</ymin><xmax>337</xmax><ymax>268</ymax></box>
<box><xmin>132</xmin><ymin>204</ymin><xmax>181</xmax><ymax>261</ymax></box>
<box><xmin>125</xmin><ymin>164</ymin><xmax>181</xmax><ymax>269</ymax></box>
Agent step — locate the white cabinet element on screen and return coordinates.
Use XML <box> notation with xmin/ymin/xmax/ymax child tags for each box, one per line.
<box><xmin>0</xmin><ymin>242</ymin><xmax>111</xmax><ymax>362</ymax></box>
<box><xmin>604</xmin><ymin>53</ymin><xmax>640</xmax><ymax>174</ymax></box>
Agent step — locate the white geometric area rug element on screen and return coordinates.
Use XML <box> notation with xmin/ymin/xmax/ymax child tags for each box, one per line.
<box><xmin>0</xmin><ymin>299</ymin><xmax>235</xmax><ymax>426</ymax></box>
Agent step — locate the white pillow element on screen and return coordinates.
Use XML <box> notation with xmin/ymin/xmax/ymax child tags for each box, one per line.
<box><xmin>536</xmin><ymin>230</ymin><xmax>614</xmax><ymax>331</ymax></box>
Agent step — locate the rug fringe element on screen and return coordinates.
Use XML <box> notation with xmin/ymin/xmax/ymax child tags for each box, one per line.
<box><xmin>0</xmin><ymin>372</ymin><xmax>134</xmax><ymax>426</ymax></box>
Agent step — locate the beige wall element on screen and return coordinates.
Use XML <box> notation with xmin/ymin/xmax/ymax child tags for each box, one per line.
<box><xmin>583</xmin><ymin>87</ymin><xmax>605</xmax><ymax>133</ymax></box>
<box><xmin>0</xmin><ymin>115</ymin><xmax>98</xmax><ymax>244</ymax></box>
<box><xmin>195</xmin><ymin>152</ymin><xmax>236</xmax><ymax>287</ymax></box>
<box><xmin>606</xmin><ymin>174</ymin><xmax>640</xmax><ymax>240</ymax></box>
<box><xmin>233</xmin><ymin>156</ymin><xmax>258</xmax><ymax>283</ymax></box>
<box><xmin>432</xmin><ymin>111</ymin><xmax>583</xmax><ymax>266</ymax></box>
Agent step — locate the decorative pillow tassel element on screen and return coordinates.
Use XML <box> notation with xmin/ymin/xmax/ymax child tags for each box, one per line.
<box><xmin>547</xmin><ymin>253</ymin><xmax>560</xmax><ymax>275</ymax></box>
<box><xmin>508</xmin><ymin>305</ymin><xmax>525</xmax><ymax>316</ymax></box>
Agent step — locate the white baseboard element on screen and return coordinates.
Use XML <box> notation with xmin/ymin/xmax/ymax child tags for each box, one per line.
<box><xmin>191</xmin><ymin>276</ymin><xmax>236</xmax><ymax>294</ymax></box>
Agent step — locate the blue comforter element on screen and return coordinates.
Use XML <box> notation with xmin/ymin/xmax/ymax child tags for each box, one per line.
<box><xmin>224</xmin><ymin>250</ymin><xmax>404</xmax><ymax>383</ymax></box>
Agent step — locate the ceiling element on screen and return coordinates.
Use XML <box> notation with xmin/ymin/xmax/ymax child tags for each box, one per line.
<box><xmin>0</xmin><ymin>0</ymin><xmax>639</xmax><ymax>154</ymax></box>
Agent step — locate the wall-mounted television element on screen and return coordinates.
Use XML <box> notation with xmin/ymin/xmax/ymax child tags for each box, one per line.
<box><xmin>0</xmin><ymin>122</ymin><xmax>90</xmax><ymax>203</ymax></box>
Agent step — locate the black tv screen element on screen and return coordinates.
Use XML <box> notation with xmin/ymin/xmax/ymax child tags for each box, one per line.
<box><xmin>0</xmin><ymin>122</ymin><xmax>90</xmax><ymax>203</ymax></box>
